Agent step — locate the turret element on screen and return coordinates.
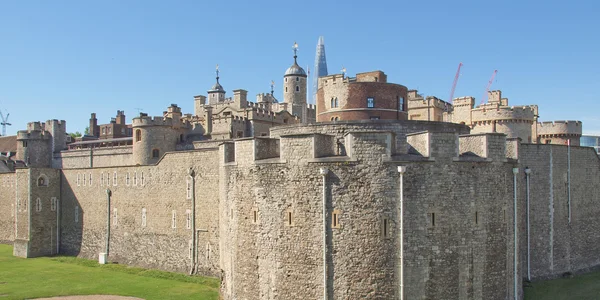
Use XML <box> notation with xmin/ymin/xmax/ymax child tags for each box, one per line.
<box><xmin>283</xmin><ymin>42</ymin><xmax>308</xmax><ymax>123</ymax></box>
<box><xmin>208</xmin><ymin>65</ymin><xmax>226</xmax><ymax>105</ymax></box>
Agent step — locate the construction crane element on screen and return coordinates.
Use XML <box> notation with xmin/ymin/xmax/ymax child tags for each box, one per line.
<box><xmin>481</xmin><ymin>70</ymin><xmax>498</xmax><ymax>105</ymax></box>
<box><xmin>0</xmin><ymin>110</ymin><xmax>11</xmax><ymax>136</ymax></box>
<box><xmin>449</xmin><ymin>62</ymin><xmax>463</xmax><ymax>104</ymax></box>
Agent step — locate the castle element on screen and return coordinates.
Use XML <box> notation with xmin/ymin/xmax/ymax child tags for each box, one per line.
<box><xmin>1</xmin><ymin>43</ymin><xmax>598</xmax><ymax>300</ymax></box>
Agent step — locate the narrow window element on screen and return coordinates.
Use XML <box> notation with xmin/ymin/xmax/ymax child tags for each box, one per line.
<box><xmin>140</xmin><ymin>172</ymin><xmax>145</xmax><ymax>186</ymax></box>
<box><xmin>36</xmin><ymin>198</ymin><xmax>42</xmax><ymax>212</ymax></box>
<box><xmin>100</xmin><ymin>172</ymin><xmax>104</xmax><ymax>186</ymax></box>
<box><xmin>334</xmin><ymin>97</ymin><xmax>338</xmax><ymax>108</ymax></box>
<box><xmin>107</xmin><ymin>171</ymin><xmax>111</xmax><ymax>186</ymax></box>
<box><xmin>367</xmin><ymin>97</ymin><xmax>375</xmax><ymax>108</ymax></box>
<box><xmin>133</xmin><ymin>171</ymin><xmax>138</xmax><ymax>186</ymax></box>
<box><xmin>332</xmin><ymin>210</ymin><xmax>340</xmax><ymax>228</ymax></box>
<box><xmin>83</xmin><ymin>174</ymin><xmax>86</xmax><ymax>186</ymax></box>
<box><xmin>253</xmin><ymin>210</ymin><xmax>258</xmax><ymax>223</ymax></box>
<box><xmin>89</xmin><ymin>173</ymin><xmax>92</xmax><ymax>186</ymax></box>
<box><xmin>126</xmin><ymin>172</ymin><xmax>130</xmax><ymax>186</ymax></box>
<box><xmin>23</xmin><ymin>141</ymin><xmax>27</xmax><ymax>147</ymax></box>
<box><xmin>186</xmin><ymin>209</ymin><xmax>192</xmax><ymax>229</ymax></box>
<box><xmin>475</xmin><ymin>211</ymin><xmax>479</xmax><ymax>225</ymax></box>
<box><xmin>285</xmin><ymin>77</ymin><xmax>287</xmax><ymax>82</ymax></box>
<box><xmin>399</xmin><ymin>97</ymin><xmax>405</xmax><ymax>111</ymax></box>
<box><xmin>75</xmin><ymin>205</ymin><xmax>79</xmax><ymax>223</ymax></box>
<box><xmin>189</xmin><ymin>240</ymin><xmax>193</xmax><ymax>259</ymax></box>
<box><xmin>172</xmin><ymin>210</ymin><xmax>177</xmax><ymax>229</ymax></box>
<box><xmin>141</xmin><ymin>208</ymin><xmax>147</xmax><ymax>227</ymax></box>
<box><xmin>135</xmin><ymin>129</ymin><xmax>142</xmax><ymax>142</ymax></box>
<box><xmin>287</xmin><ymin>211</ymin><xmax>293</xmax><ymax>226</ymax></box>
<box><xmin>113</xmin><ymin>208</ymin><xmax>118</xmax><ymax>226</ymax></box>
<box><xmin>113</xmin><ymin>172</ymin><xmax>117</xmax><ymax>186</ymax></box>
<box><xmin>285</xmin><ymin>86</ymin><xmax>288</xmax><ymax>93</ymax></box>
<box><xmin>50</xmin><ymin>197</ymin><xmax>57</xmax><ymax>212</ymax></box>
<box><xmin>152</xmin><ymin>149</ymin><xmax>159</xmax><ymax>158</ymax></box>
<box><xmin>331</xmin><ymin>98</ymin><xmax>334</xmax><ymax>108</ymax></box>
<box><xmin>186</xmin><ymin>178</ymin><xmax>192</xmax><ymax>199</ymax></box>
<box><xmin>431</xmin><ymin>212</ymin><xmax>436</xmax><ymax>227</ymax></box>
<box><xmin>382</xmin><ymin>217</ymin><xmax>390</xmax><ymax>238</ymax></box>
<box><xmin>296</xmin><ymin>76</ymin><xmax>299</xmax><ymax>81</ymax></box>
<box><xmin>206</xmin><ymin>243</ymin><xmax>211</xmax><ymax>261</ymax></box>
<box><xmin>77</xmin><ymin>174</ymin><xmax>80</xmax><ymax>186</ymax></box>
<box><xmin>295</xmin><ymin>85</ymin><xmax>299</xmax><ymax>92</ymax></box>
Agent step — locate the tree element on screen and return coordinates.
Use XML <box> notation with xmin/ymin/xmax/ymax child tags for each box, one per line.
<box><xmin>84</xmin><ymin>126</ymin><xmax>89</xmax><ymax>135</ymax></box>
<box><xmin>69</xmin><ymin>132</ymin><xmax>82</xmax><ymax>139</ymax></box>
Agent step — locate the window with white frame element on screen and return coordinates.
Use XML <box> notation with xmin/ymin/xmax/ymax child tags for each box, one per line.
<box><xmin>113</xmin><ymin>172</ymin><xmax>117</xmax><ymax>186</ymax></box>
<box><xmin>186</xmin><ymin>209</ymin><xmax>191</xmax><ymax>229</ymax></box>
<box><xmin>77</xmin><ymin>174</ymin><xmax>80</xmax><ymax>186</ymax></box>
<box><xmin>51</xmin><ymin>197</ymin><xmax>57</xmax><ymax>212</ymax></box>
<box><xmin>89</xmin><ymin>173</ymin><xmax>92</xmax><ymax>186</ymax></box>
<box><xmin>141</xmin><ymin>208</ymin><xmax>147</xmax><ymax>227</ymax></box>
<box><xmin>75</xmin><ymin>205</ymin><xmax>79</xmax><ymax>223</ymax></box>
<box><xmin>113</xmin><ymin>208</ymin><xmax>118</xmax><ymax>226</ymax></box>
<box><xmin>107</xmin><ymin>172</ymin><xmax>111</xmax><ymax>186</ymax></box>
<box><xmin>140</xmin><ymin>172</ymin><xmax>145</xmax><ymax>186</ymax></box>
<box><xmin>83</xmin><ymin>174</ymin><xmax>86</xmax><ymax>186</ymax></box>
<box><xmin>171</xmin><ymin>210</ymin><xmax>177</xmax><ymax>229</ymax></box>
<box><xmin>35</xmin><ymin>198</ymin><xmax>42</xmax><ymax>212</ymax></box>
<box><xmin>100</xmin><ymin>172</ymin><xmax>104</xmax><ymax>186</ymax></box>
<box><xmin>186</xmin><ymin>178</ymin><xmax>192</xmax><ymax>199</ymax></box>
<box><xmin>133</xmin><ymin>171</ymin><xmax>138</xmax><ymax>186</ymax></box>
<box><xmin>367</xmin><ymin>97</ymin><xmax>375</xmax><ymax>108</ymax></box>
<box><xmin>126</xmin><ymin>172</ymin><xmax>130</xmax><ymax>186</ymax></box>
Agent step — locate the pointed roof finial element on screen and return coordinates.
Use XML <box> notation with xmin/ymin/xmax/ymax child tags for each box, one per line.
<box><xmin>216</xmin><ymin>64</ymin><xmax>220</xmax><ymax>83</ymax></box>
<box><xmin>293</xmin><ymin>41</ymin><xmax>299</xmax><ymax>63</ymax></box>
<box><xmin>270</xmin><ymin>80</ymin><xmax>275</xmax><ymax>96</ymax></box>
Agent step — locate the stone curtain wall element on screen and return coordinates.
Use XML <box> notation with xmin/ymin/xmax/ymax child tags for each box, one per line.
<box><xmin>519</xmin><ymin>144</ymin><xmax>600</xmax><ymax>280</ymax></box>
<box><xmin>54</xmin><ymin>147</ymin><xmax>134</xmax><ymax>169</ymax></box>
<box><xmin>219</xmin><ymin>126</ymin><xmax>514</xmax><ymax>300</ymax></box>
<box><xmin>0</xmin><ymin>172</ymin><xmax>16</xmax><ymax>243</ymax></box>
<box><xmin>28</xmin><ymin>168</ymin><xmax>61</xmax><ymax>257</ymax></box>
<box><xmin>60</xmin><ymin>148</ymin><xmax>221</xmax><ymax>276</ymax></box>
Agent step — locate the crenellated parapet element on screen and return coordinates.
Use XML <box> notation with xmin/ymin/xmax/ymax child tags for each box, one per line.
<box><xmin>471</xmin><ymin>105</ymin><xmax>536</xmax><ymax>124</ymax></box>
<box><xmin>537</xmin><ymin>120</ymin><xmax>582</xmax><ymax>145</ymax></box>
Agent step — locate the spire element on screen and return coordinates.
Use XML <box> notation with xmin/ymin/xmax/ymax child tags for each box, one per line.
<box><xmin>209</xmin><ymin>64</ymin><xmax>225</xmax><ymax>93</ymax></box>
<box><xmin>285</xmin><ymin>41</ymin><xmax>307</xmax><ymax>77</ymax></box>
<box><xmin>312</xmin><ymin>36</ymin><xmax>328</xmax><ymax>104</ymax></box>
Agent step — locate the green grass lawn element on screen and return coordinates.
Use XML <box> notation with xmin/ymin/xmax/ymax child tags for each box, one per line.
<box><xmin>525</xmin><ymin>271</ymin><xmax>600</xmax><ymax>300</ymax></box>
<box><xmin>0</xmin><ymin>244</ymin><xmax>219</xmax><ymax>300</ymax></box>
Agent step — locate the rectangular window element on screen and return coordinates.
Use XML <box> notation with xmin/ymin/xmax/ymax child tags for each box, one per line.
<box><xmin>475</xmin><ymin>211</ymin><xmax>479</xmax><ymax>225</ymax></box>
<box><xmin>100</xmin><ymin>172</ymin><xmax>104</xmax><ymax>186</ymax></box>
<box><xmin>382</xmin><ymin>217</ymin><xmax>390</xmax><ymax>238</ymax></box>
<box><xmin>126</xmin><ymin>172</ymin><xmax>130</xmax><ymax>186</ymax></box>
<box><xmin>133</xmin><ymin>172</ymin><xmax>138</xmax><ymax>186</ymax></box>
<box><xmin>113</xmin><ymin>208</ymin><xmax>118</xmax><ymax>226</ymax></box>
<box><xmin>399</xmin><ymin>97</ymin><xmax>405</xmax><ymax>111</ymax></box>
<box><xmin>367</xmin><ymin>97</ymin><xmax>375</xmax><ymax>108</ymax></box>
<box><xmin>77</xmin><ymin>174</ymin><xmax>80</xmax><ymax>186</ymax></box>
<box><xmin>332</xmin><ymin>210</ymin><xmax>341</xmax><ymax>228</ymax></box>
<box><xmin>89</xmin><ymin>173</ymin><xmax>92</xmax><ymax>186</ymax></box>
<box><xmin>186</xmin><ymin>178</ymin><xmax>192</xmax><ymax>199</ymax></box>
<box><xmin>430</xmin><ymin>212</ymin><xmax>436</xmax><ymax>227</ymax></box>
<box><xmin>253</xmin><ymin>209</ymin><xmax>258</xmax><ymax>224</ymax></box>
<box><xmin>107</xmin><ymin>172</ymin><xmax>111</xmax><ymax>186</ymax></box>
<box><xmin>83</xmin><ymin>174</ymin><xmax>86</xmax><ymax>186</ymax></box>
<box><xmin>141</xmin><ymin>208</ymin><xmax>147</xmax><ymax>227</ymax></box>
<box><xmin>186</xmin><ymin>209</ymin><xmax>191</xmax><ymax>229</ymax></box>
<box><xmin>189</xmin><ymin>240</ymin><xmax>193</xmax><ymax>259</ymax></box>
<box><xmin>75</xmin><ymin>205</ymin><xmax>79</xmax><ymax>223</ymax></box>
<box><xmin>370</xmin><ymin>116</ymin><xmax>380</xmax><ymax>120</ymax></box>
<box><xmin>140</xmin><ymin>172</ymin><xmax>145</xmax><ymax>186</ymax></box>
<box><xmin>36</xmin><ymin>198</ymin><xmax>42</xmax><ymax>212</ymax></box>
<box><xmin>113</xmin><ymin>172</ymin><xmax>117</xmax><ymax>186</ymax></box>
<box><xmin>287</xmin><ymin>211</ymin><xmax>293</xmax><ymax>226</ymax></box>
<box><xmin>172</xmin><ymin>210</ymin><xmax>177</xmax><ymax>229</ymax></box>
<box><xmin>50</xmin><ymin>197</ymin><xmax>57</xmax><ymax>212</ymax></box>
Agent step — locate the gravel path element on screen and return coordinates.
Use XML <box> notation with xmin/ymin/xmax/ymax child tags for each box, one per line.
<box><xmin>32</xmin><ymin>296</ymin><xmax>144</xmax><ymax>300</ymax></box>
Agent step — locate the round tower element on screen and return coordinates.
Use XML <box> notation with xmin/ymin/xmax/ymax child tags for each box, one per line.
<box><xmin>283</xmin><ymin>42</ymin><xmax>308</xmax><ymax>122</ymax></box>
<box><xmin>132</xmin><ymin>112</ymin><xmax>183</xmax><ymax>166</ymax></box>
<box><xmin>208</xmin><ymin>65</ymin><xmax>226</xmax><ymax>105</ymax></box>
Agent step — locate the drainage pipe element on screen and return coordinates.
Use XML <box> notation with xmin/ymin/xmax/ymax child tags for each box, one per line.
<box><xmin>105</xmin><ymin>189</ymin><xmax>111</xmax><ymax>256</ymax></box>
<box><xmin>525</xmin><ymin>167</ymin><xmax>531</xmax><ymax>281</ymax></box>
<box><xmin>512</xmin><ymin>167</ymin><xmax>519</xmax><ymax>300</ymax></box>
<box><xmin>398</xmin><ymin>166</ymin><xmax>406</xmax><ymax>300</ymax></box>
<box><xmin>319</xmin><ymin>167</ymin><xmax>329</xmax><ymax>300</ymax></box>
<box><xmin>189</xmin><ymin>168</ymin><xmax>197</xmax><ymax>275</ymax></box>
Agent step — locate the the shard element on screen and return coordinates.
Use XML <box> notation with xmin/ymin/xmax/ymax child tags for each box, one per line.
<box><xmin>312</xmin><ymin>36</ymin><xmax>328</xmax><ymax>104</ymax></box>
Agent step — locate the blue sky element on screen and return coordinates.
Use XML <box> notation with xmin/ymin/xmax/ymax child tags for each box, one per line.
<box><xmin>0</xmin><ymin>0</ymin><xmax>599</xmax><ymax>136</ymax></box>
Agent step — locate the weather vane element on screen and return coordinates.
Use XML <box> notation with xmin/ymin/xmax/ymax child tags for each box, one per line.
<box><xmin>293</xmin><ymin>42</ymin><xmax>298</xmax><ymax>57</ymax></box>
<box><xmin>216</xmin><ymin>64</ymin><xmax>220</xmax><ymax>81</ymax></box>
<box><xmin>270</xmin><ymin>80</ymin><xmax>275</xmax><ymax>96</ymax></box>
<box><xmin>341</xmin><ymin>66</ymin><xmax>346</xmax><ymax>78</ymax></box>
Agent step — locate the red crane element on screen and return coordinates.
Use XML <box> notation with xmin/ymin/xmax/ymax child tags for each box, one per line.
<box><xmin>449</xmin><ymin>62</ymin><xmax>463</xmax><ymax>104</ymax></box>
<box><xmin>481</xmin><ymin>70</ymin><xmax>498</xmax><ymax>105</ymax></box>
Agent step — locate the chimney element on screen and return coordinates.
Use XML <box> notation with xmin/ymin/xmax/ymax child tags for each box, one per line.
<box><xmin>116</xmin><ymin>110</ymin><xmax>126</xmax><ymax>125</ymax></box>
<box><xmin>89</xmin><ymin>113</ymin><xmax>98</xmax><ymax>137</ymax></box>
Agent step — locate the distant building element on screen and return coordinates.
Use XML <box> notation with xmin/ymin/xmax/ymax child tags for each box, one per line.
<box><xmin>312</xmin><ymin>36</ymin><xmax>328</xmax><ymax>104</ymax></box>
<box><xmin>581</xmin><ymin>135</ymin><xmax>600</xmax><ymax>153</ymax></box>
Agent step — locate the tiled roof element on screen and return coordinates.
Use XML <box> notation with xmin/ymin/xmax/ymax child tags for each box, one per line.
<box><xmin>0</xmin><ymin>135</ymin><xmax>17</xmax><ymax>153</ymax></box>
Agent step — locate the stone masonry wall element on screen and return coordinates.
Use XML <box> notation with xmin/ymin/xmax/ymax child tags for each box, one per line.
<box><xmin>519</xmin><ymin>144</ymin><xmax>600</xmax><ymax>280</ymax></box>
<box><xmin>220</xmin><ymin>125</ymin><xmax>515</xmax><ymax>300</ymax></box>
<box><xmin>60</xmin><ymin>148</ymin><xmax>221</xmax><ymax>276</ymax></box>
<box><xmin>53</xmin><ymin>147</ymin><xmax>134</xmax><ymax>169</ymax></box>
<box><xmin>0</xmin><ymin>172</ymin><xmax>16</xmax><ymax>243</ymax></box>
<box><xmin>28</xmin><ymin>168</ymin><xmax>61</xmax><ymax>257</ymax></box>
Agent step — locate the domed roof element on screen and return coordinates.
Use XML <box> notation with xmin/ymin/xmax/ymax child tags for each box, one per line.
<box><xmin>209</xmin><ymin>81</ymin><xmax>224</xmax><ymax>93</ymax></box>
<box><xmin>285</xmin><ymin>61</ymin><xmax>307</xmax><ymax>77</ymax></box>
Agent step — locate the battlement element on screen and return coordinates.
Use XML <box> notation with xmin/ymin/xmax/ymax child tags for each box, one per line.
<box><xmin>408</xmin><ymin>96</ymin><xmax>452</xmax><ymax>110</ymax></box>
<box><xmin>17</xmin><ymin>129</ymin><xmax>49</xmax><ymax>140</ymax></box>
<box><xmin>452</xmin><ymin>96</ymin><xmax>475</xmax><ymax>107</ymax></box>
<box><xmin>132</xmin><ymin>115</ymin><xmax>190</xmax><ymax>128</ymax></box>
<box><xmin>471</xmin><ymin>105</ymin><xmax>536</xmax><ymax>123</ymax></box>
<box><xmin>318</xmin><ymin>74</ymin><xmax>347</xmax><ymax>89</ymax></box>
<box><xmin>537</xmin><ymin>120</ymin><xmax>583</xmax><ymax>136</ymax></box>
<box><xmin>17</xmin><ymin>120</ymin><xmax>66</xmax><ymax>140</ymax></box>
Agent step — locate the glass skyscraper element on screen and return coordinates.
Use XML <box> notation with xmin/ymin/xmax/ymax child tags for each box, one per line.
<box><xmin>312</xmin><ymin>36</ymin><xmax>328</xmax><ymax>104</ymax></box>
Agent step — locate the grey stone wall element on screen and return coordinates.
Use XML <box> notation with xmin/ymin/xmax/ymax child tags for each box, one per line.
<box><xmin>53</xmin><ymin>147</ymin><xmax>134</xmax><ymax>169</ymax></box>
<box><xmin>59</xmin><ymin>149</ymin><xmax>221</xmax><ymax>276</ymax></box>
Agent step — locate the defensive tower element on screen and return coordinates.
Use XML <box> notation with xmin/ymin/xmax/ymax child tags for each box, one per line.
<box><xmin>283</xmin><ymin>42</ymin><xmax>308</xmax><ymax>123</ymax></box>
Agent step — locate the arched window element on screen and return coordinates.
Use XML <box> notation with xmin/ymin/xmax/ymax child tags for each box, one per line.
<box><xmin>399</xmin><ymin>96</ymin><xmax>405</xmax><ymax>111</ymax></box>
<box><xmin>330</xmin><ymin>98</ymin><xmax>334</xmax><ymax>108</ymax></box>
<box><xmin>295</xmin><ymin>86</ymin><xmax>299</xmax><ymax>92</ymax></box>
<box><xmin>135</xmin><ymin>129</ymin><xmax>142</xmax><ymax>142</ymax></box>
<box><xmin>334</xmin><ymin>97</ymin><xmax>338</xmax><ymax>108</ymax></box>
<box><xmin>37</xmin><ymin>175</ymin><xmax>48</xmax><ymax>187</ymax></box>
<box><xmin>296</xmin><ymin>77</ymin><xmax>299</xmax><ymax>81</ymax></box>
<box><xmin>285</xmin><ymin>78</ymin><xmax>287</xmax><ymax>82</ymax></box>
<box><xmin>152</xmin><ymin>149</ymin><xmax>160</xmax><ymax>158</ymax></box>
<box><xmin>285</xmin><ymin>86</ymin><xmax>288</xmax><ymax>93</ymax></box>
